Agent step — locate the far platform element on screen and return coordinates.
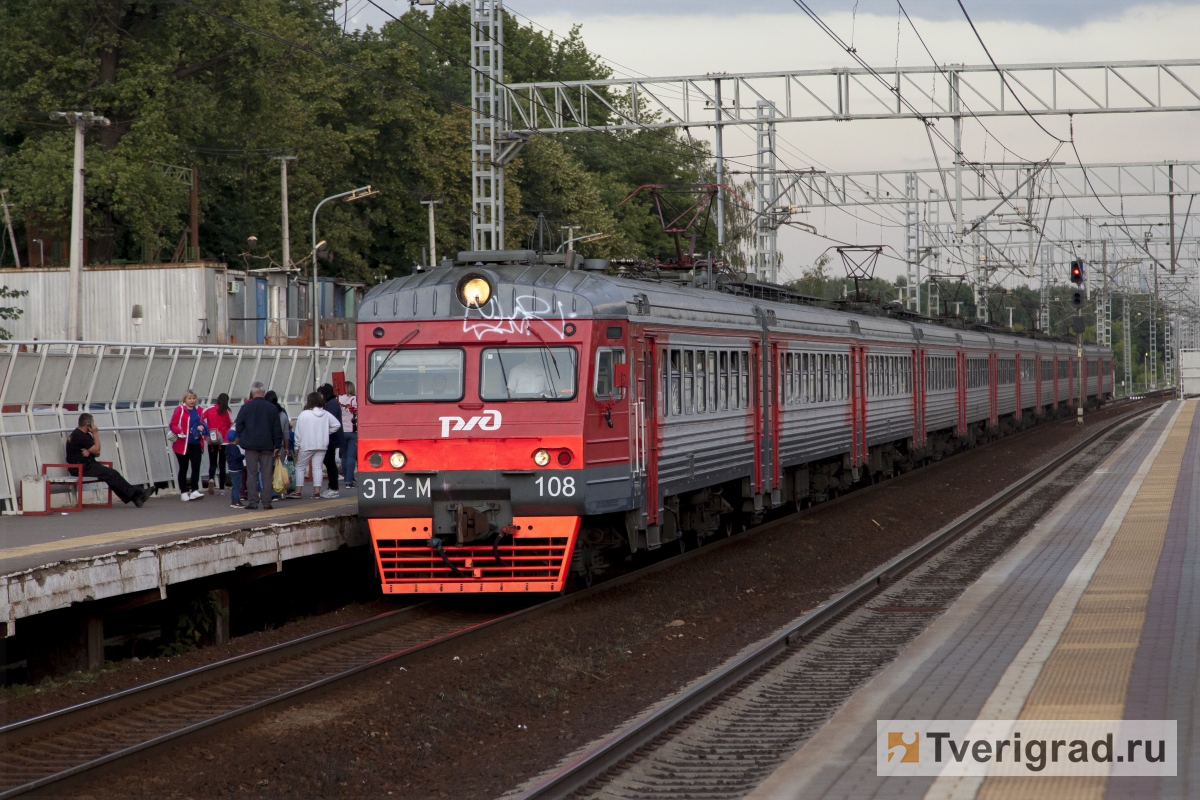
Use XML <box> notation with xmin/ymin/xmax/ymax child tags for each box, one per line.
<box><xmin>750</xmin><ymin>398</ymin><xmax>1197</xmax><ymax>799</ymax></box>
<box><xmin>1</xmin><ymin>486</ymin><xmax>361</xmax><ymax>637</ymax></box>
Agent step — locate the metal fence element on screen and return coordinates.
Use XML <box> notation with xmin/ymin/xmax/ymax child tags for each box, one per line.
<box><xmin>0</xmin><ymin>341</ymin><xmax>356</xmax><ymax>513</ymax></box>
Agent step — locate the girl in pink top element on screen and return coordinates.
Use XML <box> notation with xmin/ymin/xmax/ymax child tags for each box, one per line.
<box><xmin>202</xmin><ymin>393</ymin><xmax>234</xmax><ymax>494</ymax></box>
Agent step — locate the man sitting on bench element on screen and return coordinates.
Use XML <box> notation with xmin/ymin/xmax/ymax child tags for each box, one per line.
<box><xmin>66</xmin><ymin>414</ymin><xmax>147</xmax><ymax>507</ymax></box>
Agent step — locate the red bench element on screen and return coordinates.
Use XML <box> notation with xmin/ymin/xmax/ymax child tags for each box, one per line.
<box><xmin>26</xmin><ymin>463</ymin><xmax>114</xmax><ymax>515</ymax></box>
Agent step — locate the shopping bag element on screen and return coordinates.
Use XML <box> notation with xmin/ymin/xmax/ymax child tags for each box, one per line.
<box><xmin>272</xmin><ymin>457</ymin><xmax>290</xmax><ymax>493</ymax></box>
<box><xmin>284</xmin><ymin>456</ymin><xmax>296</xmax><ymax>491</ymax></box>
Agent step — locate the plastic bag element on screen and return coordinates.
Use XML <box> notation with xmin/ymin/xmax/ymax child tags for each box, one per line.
<box><xmin>272</xmin><ymin>457</ymin><xmax>290</xmax><ymax>493</ymax></box>
<box><xmin>284</xmin><ymin>456</ymin><xmax>296</xmax><ymax>492</ymax></box>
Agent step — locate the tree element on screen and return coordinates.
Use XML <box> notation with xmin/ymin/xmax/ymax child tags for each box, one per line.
<box><xmin>1</xmin><ymin>1</ymin><xmax>703</xmax><ymax>282</ymax></box>
<box><xmin>0</xmin><ymin>286</ymin><xmax>28</xmax><ymax>340</ymax></box>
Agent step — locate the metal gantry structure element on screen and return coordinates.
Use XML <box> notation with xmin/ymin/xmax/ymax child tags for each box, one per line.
<box><xmin>466</xmin><ymin>10</ymin><xmax>1199</xmax><ymax>390</ymax></box>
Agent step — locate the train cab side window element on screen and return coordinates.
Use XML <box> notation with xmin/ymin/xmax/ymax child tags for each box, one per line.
<box><xmin>719</xmin><ymin>351</ymin><xmax>729</xmax><ymax>410</ymax></box>
<box><xmin>696</xmin><ymin>350</ymin><xmax>708</xmax><ymax>413</ymax></box>
<box><xmin>594</xmin><ymin>347</ymin><xmax>626</xmax><ymax>401</ymax></box>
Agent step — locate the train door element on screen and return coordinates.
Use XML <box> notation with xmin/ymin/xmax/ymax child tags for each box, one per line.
<box><xmin>912</xmin><ymin>347</ymin><xmax>925</xmax><ymax>447</ymax></box>
<box><xmin>989</xmin><ymin>352</ymin><xmax>999</xmax><ymax>427</ymax></box>
<box><xmin>1034</xmin><ymin>356</ymin><xmax>1043</xmax><ymax>414</ymax></box>
<box><xmin>639</xmin><ymin>334</ymin><xmax>659</xmax><ymax>526</ymax></box>
<box><xmin>956</xmin><ymin>351</ymin><xmax>967</xmax><ymax>434</ymax></box>
<box><xmin>585</xmin><ymin>335</ymin><xmax>631</xmax><ymax>470</ymax></box>
<box><xmin>770</xmin><ymin>340</ymin><xmax>783</xmax><ymax>495</ymax></box>
<box><xmin>851</xmin><ymin>346</ymin><xmax>867</xmax><ymax>466</ymax></box>
<box><xmin>1053</xmin><ymin>356</ymin><xmax>1060</xmax><ymax>408</ymax></box>
<box><xmin>750</xmin><ymin>339</ymin><xmax>764</xmax><ymax>495</ymax></box>
<box><xmin>1014</xmin><ymin>354</ymin><xmax>1023</xmax><ymax>422</ymax></box>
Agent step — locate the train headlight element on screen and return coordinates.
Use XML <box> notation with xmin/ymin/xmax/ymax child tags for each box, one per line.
<box><xmin>459</xmin><ymin>276</ymin><xmax>491</xmax><ymax>307</ymax></box>
<box><xmin>368</xmin><ymin>452</ymin><xmax>383</xmax><ymax>468</ymax></box>
<box><xmin>389</xmin><ymin>451</ymin><xmax>407</xmax><ymax>469</ymax></box>
<box><xmin>533</xmin><ymin>448</ymin><xmax>551</xmax><ymax>467</ymax></box>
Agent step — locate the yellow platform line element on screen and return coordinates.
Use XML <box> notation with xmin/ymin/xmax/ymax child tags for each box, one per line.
<box><xmin>977</xmin><ymin>399</ymin><xmax>1196</xmax><ymax>800</ymax></box>
<box><xmin>1</xmin><ymin>498</ymin><xmax>358</xmax><ymax>564</ymax></box>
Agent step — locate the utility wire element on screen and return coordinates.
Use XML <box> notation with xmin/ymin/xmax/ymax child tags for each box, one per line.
<box><xmin>953</xmin><ymin>0</ymin><xmax>1065</xmax><ymax>145</ymax></box>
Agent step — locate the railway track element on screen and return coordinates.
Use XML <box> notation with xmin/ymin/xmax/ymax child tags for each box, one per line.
<box><xmin>0</xmin><ymin>400</ymin><xmax>1161</xmax><ymax>799</ymax></box>
<box><xmin>514</xmin><ymin>403</ymin><xmax>1160</xmax><ymax>800</ymax></box>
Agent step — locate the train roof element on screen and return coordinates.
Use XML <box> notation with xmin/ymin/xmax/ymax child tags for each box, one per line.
<box><xmin>361</xmin><ymin>264</ymin><xmax>1110</xmax><ymax>357</ymax></box>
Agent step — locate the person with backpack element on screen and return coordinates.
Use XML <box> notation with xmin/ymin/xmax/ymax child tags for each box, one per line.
<box><xmin>338</xmin><ymin>382</ymin><xmax>358</xmax><ymax>488</ymax></box>
<box><xmin>225</xmin><ymin>429</ymin><xmax>246</xmax><ymax>508</ymax></box>
<box><xmin>291</xmin><ymin>391</ymin><xmax>341</xmax><ymax>499</ymax></box>
<box><xmin>318</xmin><ymin>383</ymin><xmax>343</xmax><ymax>497</ymax></box>
<box><xmin>170</xmin><ymin>390</ymin><xmax>208</xmax><ymax>501</ymax></box>
<box><xmin>203</xmin><ymin>393</ymin><xmax>233</xmax><ymax>495</ymax></box>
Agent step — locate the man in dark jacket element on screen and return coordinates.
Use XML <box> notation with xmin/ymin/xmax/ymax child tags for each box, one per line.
<box><xmin>319</xmin><ymin>383</ymin><xmax>343</xmax><ymax>496</ymax></box>
<box><xmin>234</xmin><ymin>380</ymin><xmax>283</xmax><ymax>510</ymax></box>
<box><xmin>66</xmin><ymin>414</ymin><xmax>147</xmax><ymax>506</ymax></box>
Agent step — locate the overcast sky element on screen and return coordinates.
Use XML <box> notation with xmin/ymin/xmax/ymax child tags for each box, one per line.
<box><xmin>345</xmin><ymin>1</ymin><xmax>1200</xmax><ymax>282</ymax></box>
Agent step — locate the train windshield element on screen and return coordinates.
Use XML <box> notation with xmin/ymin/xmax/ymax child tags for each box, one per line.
<box><xmin>368</xmin><ymin>348</ymin><xmax>464</xmax><ymax>402</ymax></box>
<box><xmin>480</xmin><ymin>347</ymin><xmax>577</xmax><ymax>401</ymax></box>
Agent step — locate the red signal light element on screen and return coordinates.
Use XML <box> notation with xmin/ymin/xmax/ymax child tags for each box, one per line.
<box><xmin>1070</xmin><ymin>259</ymin><xmax>1084</xmax><ymax>285</ymax></box>
<box><xmin>557</xmin><ymin>450</ymin><xmax>572</xmax><ymax>466</ymax></box>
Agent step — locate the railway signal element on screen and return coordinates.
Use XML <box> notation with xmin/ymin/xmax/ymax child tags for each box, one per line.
<box><xmin>1070</xmin><ymin>288</ymin><xmax>1086</xmax><ymax>308</ymax></box>
<box><xmin>1070</xmin><ymin>258</ymin><xmax>1085</xmax><ymax>285</ymax></box>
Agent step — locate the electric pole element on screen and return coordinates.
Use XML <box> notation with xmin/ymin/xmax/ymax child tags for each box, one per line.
<box><xmin>0</xmin><ymin>190</ymin><xmax>20</xmax><ymax>268</ymax></box>
<box><xmin>420</xmin><ymin>200</ymin><xmax>442</xmax><ymax>267</ymax></box>
<box><xmin>50</xmin><ymin>111</ymin><xmax>109</xmax><ymax>340</ymax></box>
<box><xmin>274</xmin><ymin>155</ymin><xmax>297</xmax><ymax>268</ymax></box>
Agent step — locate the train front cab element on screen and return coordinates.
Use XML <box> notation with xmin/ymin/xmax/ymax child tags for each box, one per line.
<box><xmin>356</xmin><ymin>315</ymin><xmax>630</xmax><ymax>595</ymax></box>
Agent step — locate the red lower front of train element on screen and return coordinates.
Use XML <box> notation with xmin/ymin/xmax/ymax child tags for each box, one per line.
<box><xmin>367</xmin><ymin>515</ymin><xmax>580</xmax><ymax>594</ymax></box>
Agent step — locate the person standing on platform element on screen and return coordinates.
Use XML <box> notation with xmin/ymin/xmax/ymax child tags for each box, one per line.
<box><xmin>203</xmin><ymin>393</ymin><xmax>233</xmax><ymax>495</ymax></box>
<box><xmin>338</xmin><ymin>382</ymin><xmax>358</xmax><ymax>488</ymax></box>
<box><xmin>225</xmin><ymin>429</ymin><xmax>246</xmax><ymax>508</ymax></box>
<box><xmin>65</xmin><ymin>414</ymin><xmax>147</xmax><ymax>507</ymax></box>
<box><xmin>291</xmin><ymin>391</ymin><xmax>341</xmax><ymax>499</ymax></box>
<box><xmin>234</xmin><ymin>380</ymin><xmax>282</xmax><ymax>511</ymax></box>
<box><xmin>264</xmin><ymin>390</ymin><xmax>292</xmax><ymax>501</ymax></box>
<box><xmin>318</xmin><ymin>383</ymin><xmax>343</xmax><ymax>498</ymax></box>
<box><xmin>170</xmin><ymin>390</ymin><xmax>208</xmax><ymax>502</ymax></box>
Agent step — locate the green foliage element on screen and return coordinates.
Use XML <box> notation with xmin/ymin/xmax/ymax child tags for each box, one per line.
<box><xmin>0</xmin><ymin>286</ymin><xmax>28</xmax><ymax>340</ymax></box>
<box><xmin>1</xmin><ymin>1</ymin><xmax>704</xmax><ymax>281</ymax></box>
<box><xmin>158</xmin><ymin>591</ymin><xmax>225</xmax><ymax>656</ymax></box>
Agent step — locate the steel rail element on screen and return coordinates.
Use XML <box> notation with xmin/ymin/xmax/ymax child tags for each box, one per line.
<box><xmin>0</xmin><ymin>398</ymin><xmax>1163</xmax><ymax>798</ymax></box>
<box><xmin>514</xmin><ymin>401</ymin><xmax>1162</xmax><ymax>800</ymax></box>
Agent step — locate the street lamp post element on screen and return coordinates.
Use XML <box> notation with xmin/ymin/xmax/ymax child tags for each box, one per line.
<box><xmin>311</xmin><ymin>185</ymin><xmax>378</xmax><ymax>388</ymax></box>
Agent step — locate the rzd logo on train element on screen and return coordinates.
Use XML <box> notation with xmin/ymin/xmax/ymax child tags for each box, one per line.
<box><xmin>439</xmin><ymin>409</ymin><xmax>502</xmax><ymax>438</ymax></box>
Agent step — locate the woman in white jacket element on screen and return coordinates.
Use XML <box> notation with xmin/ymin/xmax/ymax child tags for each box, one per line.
<box><xmin>291</xmin><ymin>392</ymin><xmax>342</xmax><ymax>499</ymax></box>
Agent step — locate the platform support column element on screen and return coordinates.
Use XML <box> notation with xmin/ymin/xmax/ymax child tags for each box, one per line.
<box><xmin>87</xmin><ymin>616</ymin><xmax>104</xmax><ymax>671</ymax></box>
<box><xmin>213</xmin><ymin>588</ymin><xmax>231</xmax><ymax>645</ymax></box>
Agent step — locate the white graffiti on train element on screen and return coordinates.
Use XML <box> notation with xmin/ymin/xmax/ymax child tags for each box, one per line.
<box><xmin>439</xmin><ymin>409</ymin><xmax>502</xmax><ymax>438</ymax></box>
<box><xmin>462</xmin><ymin>293</ymin><xmax>574</xmax><ymax>340</ymax></box>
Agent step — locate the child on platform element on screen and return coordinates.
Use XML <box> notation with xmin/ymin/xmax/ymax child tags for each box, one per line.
<box><xmin>226</xmin><ymin>429</ymin><xmax>246</xmax><ymax>508</ymax></box>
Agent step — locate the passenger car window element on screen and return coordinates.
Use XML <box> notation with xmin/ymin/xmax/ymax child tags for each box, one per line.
<box><xmin>368</xmin><ymin>348</ymin><xmax>464</xmax><ymax>402</ymax></box>
<box><xmin>480</xmin><ymin>347</ymin><xmax>577</xmax><ymax>400</ymax></box>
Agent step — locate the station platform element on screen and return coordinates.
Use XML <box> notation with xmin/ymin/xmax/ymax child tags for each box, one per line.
<box><xmin>750</xmin><ymin>399</ymin><xmax>1198</xmax><ymax>799</ymax></box>
<box><xmin>1</xmin><ymin>488</ymin><xmax>361</xmax><ymax>637</ymax></box>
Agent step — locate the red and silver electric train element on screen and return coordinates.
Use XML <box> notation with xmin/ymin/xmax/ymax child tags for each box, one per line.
<box><xmin>356</xmin><ymin>251</ymin><xmax>1113</xmax><ymax>594</ymax></box>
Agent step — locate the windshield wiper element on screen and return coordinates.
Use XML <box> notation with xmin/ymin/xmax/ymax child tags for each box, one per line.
<box><xmin>368</xmin><ymin>324</ymin><xmax>421</xmax><ymax>388</ymax></box>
